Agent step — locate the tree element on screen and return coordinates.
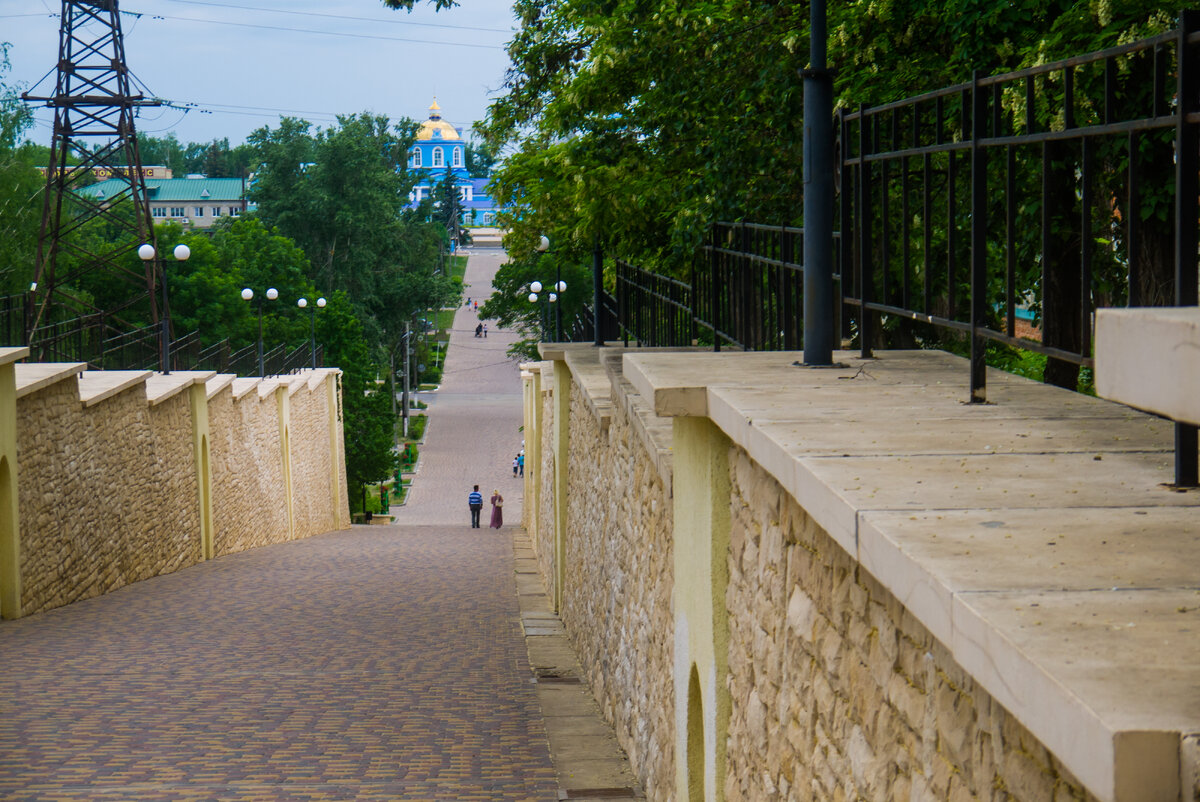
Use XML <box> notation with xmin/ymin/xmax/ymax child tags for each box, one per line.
<box><xmin>464</xmin><ymin>131</ymin><xmax>497</xmax><ymax>179</ymax></box>
<box><xmin>0</xmin><ymin>43</ymin><xmax>40</xmax><ymax>296</ymax></box>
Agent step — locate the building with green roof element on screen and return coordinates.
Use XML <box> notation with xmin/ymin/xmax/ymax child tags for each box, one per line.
<box><xmin>79</xmin><ymin>175</ymin><xmax>255</xmax><ymax>229</ymax></box>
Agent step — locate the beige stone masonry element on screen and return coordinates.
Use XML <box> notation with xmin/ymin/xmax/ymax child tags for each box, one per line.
<box><xmin>6</xmin><ymin>361</ymin><xmax>349</xmax><ymax>617</ymax></box>
<box><xmin>623</xmin><ymin>348</ymin><xmax>1200</xmax><ymax>802</ymax></box>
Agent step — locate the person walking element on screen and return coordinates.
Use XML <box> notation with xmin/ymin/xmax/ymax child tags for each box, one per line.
<box><xmin>468</xmin><ymin>485</ymin><xmax>483</xmax><ymax>528</ymax></box>
<box><xmin>512</xmin><ymin>456</ymin><xmax>519</xmax><ymax>477</ymax></box>
<box><xmin>475</xmin><ymin>323</ymin><xmax>483</xmax><ymax>338</ymax></box>
<box><xmin>489</xmin><ymin>489</ymin><xmax>503</xmax><ymax>529</ymax></box>
<box><xmin>518</xmin><ymin>452</ymin><xmax>524</xmax><ymax>477</ymax></box>
<box><xmin>483</xmin><ymin>323</ymin><xmax>488</xmax><ymax>338</ymax></box>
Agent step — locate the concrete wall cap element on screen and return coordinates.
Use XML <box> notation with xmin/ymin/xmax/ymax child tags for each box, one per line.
<box><xmin>145</xmin><ymin>371</ymin><xmax>217</xmax><ymax>406</ymax></box>
<box><xmin>205</xmin><ymin>373</ymin><xmax>237</xmax><ymax>399</ymax></box>
<box><xmin>14</xmin><ymin>362</ymin><xmax>87</xmax><ymax>399</ymax></box>
<box><xmin>231</xmin><ymin>377</ymin><xmax>260</xmax><ymax>400</ymax></box>
<box><xmin>0</xmin><ymin>347</ymin><xmax>29</xmax><ymax>367</ymax></box>
<box><xmin>79</xmin><ymin>370</ymin><xmax>152</xmax><ymax>407</ymax></box>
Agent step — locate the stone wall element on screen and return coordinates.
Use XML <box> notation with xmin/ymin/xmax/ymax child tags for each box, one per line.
<box><xmin>562</xmin><ymin>376</ymin><xmax>676</xmax><ymax>802</ymax></box>
<box><xmin>722</xmin><ymin>445</ymin><xmax>1097</xmax><ymax>801</ymax></box>
<box><xmin>12</xmin><ymin>369</ymin><xmax>349</xmax><ymax>618</ymax></box>
<box><xmin>17</xmin><ymin>379</ymin><xmax>201</xmax><ymax>614</ymax></box>
<box><xmin>209</xmin><ymin>384</ymin><xmax>289</xmax><ymax>555</ymax></box>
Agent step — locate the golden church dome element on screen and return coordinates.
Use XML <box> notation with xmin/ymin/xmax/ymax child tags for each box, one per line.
<box><xmin>416</xmin><ymin>99</ymin><xmax>463</xmax><ymax>142</ymax></box>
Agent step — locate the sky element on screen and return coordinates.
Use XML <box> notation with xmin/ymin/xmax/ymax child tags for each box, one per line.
<box><xmin>1</xmin><ymin>0</ymin><xmax>518</xmax><ymax>147</ymax></box>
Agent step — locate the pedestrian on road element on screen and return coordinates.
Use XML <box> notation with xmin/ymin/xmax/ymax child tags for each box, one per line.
<box><xmin>475</xmin><ymin>323</ymin><xmax>483</xmax><ymax>338</ymax></box>
<box><xmin>490</xmin><ymin>489</ymin><xmax>503</xmax><ymax>529</ymax></box>
<box><xmin>512</xmin><ymin>456</ymin><xmax>519</xmax><ymax>477</ymax></box>
<box><xmin>518</xmin><ymin>452</ymin><xmax>524</xmax><ymax>476</ymax></box>
<box><xmin>468</xmin><ymin>485</ymin><xmax>483</xmax><ymax>528</ymax></box>
<box><xmin>466</xmin><ymin>296</ymin><xmax>471</xmax><ymax>307</ymax></box>
<box><xmin>483</xmin><ymin>323</ymin><xmax>488</xmax><ymax>338</ymax></box>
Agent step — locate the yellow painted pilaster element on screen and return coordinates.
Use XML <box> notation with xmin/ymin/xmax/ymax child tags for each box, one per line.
<box><xmin>673</xmin><ymin>416</ymin><xmax>732</xmax><ymax>802</ymax></box>
<box><xmin>528</xmin><ymin>368</ymin><xmax>543</xmax><ymax>555</ymax></box>
<box><xmin>277</xmin><ymin>385</ymin><xmax>295</xmax><ymax>540</ymax></box>
<box><xmin>188</xmin><ymin>383</ymin><xmax>214</xmax><ymax>561</ymax></box>
<box><xmin>327</xmin><ymin>372</ymin><xmax>346</xmax><ymax>530</ymax></box>
<box><xmin>552</xmin><ymin>360</ymin><xmax>571</xmax><ymax>614</ymax></box>
<box><xmin>0</xmin><ymin>349</ymin><xmax>25</xmax><ymax>619</ymax></box>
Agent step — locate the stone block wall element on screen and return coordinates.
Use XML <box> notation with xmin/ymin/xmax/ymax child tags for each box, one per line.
<box><xmin>562</xmin><ymin>378</ymin><xmax>676</xmax><ymax>801</ymax></box>
<box><xmin>11</xmin><ymin>369</ymin><xmax>348</xmax><ymax>618</ymax></box>
<box><xmin>722</xmin><ymin>445</ymin><xmax>1096</xmax><ymax>801</ymax></box>
<box><xmin>288</xmin><ymin>380</ymin><xmax>339</xmax><ymax>540</ymax></box>
<box><xmin>17</xmin><ymin>379</ymin><xmax>201</xmax><ymax>615</ymax></box>
<box><xmin>209</xmin><ymin>386</ymin><xmax>289</xmax><ymax>555</ymax></box>
<box><xmin>537</xmin><ymin>380</ymin><xmax>556</xmax><ymax>594</ymax></box>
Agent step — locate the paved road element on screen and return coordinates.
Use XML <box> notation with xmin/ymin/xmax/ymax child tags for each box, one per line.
<box><xmin>0</xmin><ymin>248</ymin><xmax>556</xmax><ymax>801</ymax></box>
<box><xmin>402</xmin><ymin>247</ymin><xmax>526</xmax><ymax>525</ymax></box>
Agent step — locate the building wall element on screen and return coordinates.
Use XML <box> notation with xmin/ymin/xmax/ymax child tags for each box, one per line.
<box><xmin>11</xmin><ymin>369</ymin><xmax>349</xmax><ymax>618</ymax></box>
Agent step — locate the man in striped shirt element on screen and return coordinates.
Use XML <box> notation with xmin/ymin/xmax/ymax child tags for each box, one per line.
<box><xmin>468</xmin><ymin>485</ymin><xmax>483</xmax><ymax>528</ymax></box>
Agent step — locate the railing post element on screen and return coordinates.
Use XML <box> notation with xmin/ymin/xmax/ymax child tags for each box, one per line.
<box><xmin>593</xmin><ymin>238</ymin><xmax>604</xmax><ymax>346</ymax></box>
<box><xmin>710</xmin><ymin>231</ymin><xmax>720</xmax><ymax>352</ymax></box>
<box><xmin>1175</xmin><ymin>10</ymin><xmax>1200</xmax><ymax>486</ymax></box>
<box><xmin>858</xmin><ymin>105</ymin><xmax>873</xmax><ymax>358</ymax></box>
<box><xmin>803</xmin><ymin>2</ymin><xmax>835</xmax><ymax>365</ymax></box>
<box><xmin>969</xmin><ymin>71</ymin><xmax>988</xmax><ymax>402</ymax></box>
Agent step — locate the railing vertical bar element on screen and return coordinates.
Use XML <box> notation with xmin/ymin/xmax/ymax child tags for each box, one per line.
<box><xmin>970</xmin><ymin>73</ymin><xmax>988</xmax><ymax>402</ymax></box>
<box><xmin>1175</xmin><ymin>11</ymin><xmax>1200</xmax><ymax>487</ymax></box>
<box><xmin>859</xmin><ymin>106</ymin><xmax>874</xmax><ymax>357</ymax></box>
<box><xmin>1127</xmin><ymin>131</ymin><xmax>1142</xmax><ymax>306</ymax></box>
<box><xmin>1006</xmin><ymin>143</ymin><xmax>1017</xmax><ymax>337</ymax></box>
<box><xmin>1080</xmin><ymin>136</ymin><xmax>1094</xmax><ymax>359</ymax></box>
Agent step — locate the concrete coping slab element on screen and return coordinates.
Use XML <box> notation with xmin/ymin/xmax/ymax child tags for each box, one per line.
<box><xmin>14</xmin><ymin>362</ymin><xmax>86</xmax><ymax>399</ymax></box>
<box><xmin>1095</xmin><ymin>307</ymin><xmax>1200</xmax><ymax>425</ymax></box>
<box><xmin>144</xmin><ymin>371</ymin><xmax>216</xmax><ymax>406</ymax></box>
<box><xmin>622</xmin><ymin>348</ymin><xmax>1200</xmax><ymax>802</ymax></box>
<box><xmin>562</xmin><ymin>348</ymin><xmax>615</xmax><ymax>429</ymax></box>
<box><xmin>205</xmin><ymin>373</ymin><xmax>236</xmax><ymax>400</ymax></box>
<box><xmin>256</xmin><ymin>377</ymin><xmax>289</xmax><ymax>399</ymax></box>
<box><xmin>303</xmin><ymin>368</ymin><xmax>338</xmax><ymax>392</ymax></box>
<box><xmin>231</xmin><ymin>377</ymin><xmax>261</xmax><ymax>400</ymax></box>
<box><xmin>79</xmin><ymin>370</ymin><xmax>152</xmax><ymax>407</ymax></box>
<box><xmin>0</xmin><ymin>347</ymin><xmax>29</xmax><ymax>367</ymax></box>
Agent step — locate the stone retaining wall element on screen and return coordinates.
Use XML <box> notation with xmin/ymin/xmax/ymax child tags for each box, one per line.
<box><xmin>523</xmin><ymin>345</ymin><xmax>1160</xmax><ymax>802</ymax></box>
<box><xmin>723</xmin><ymin>445</ymin><xmax>1095</xmax><ymax>801</ymax></box>
<box><xmin>562</xmin><ymin>376</ymin><xmax>676</xmax><ymax>801</ymax></box>
<box><xmin>10</xmin><ymin>368</ymin><xmax>348</xmax><ymax>618</ymax></box>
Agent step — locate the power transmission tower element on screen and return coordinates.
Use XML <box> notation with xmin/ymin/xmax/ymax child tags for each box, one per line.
<box><xmin>22</xmin><ymin>0</ymin><xmax>162</xmax><ymax>351</ymax></box>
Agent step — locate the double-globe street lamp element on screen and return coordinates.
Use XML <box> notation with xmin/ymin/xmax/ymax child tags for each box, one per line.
<box><xmin>526</xmin><ymin>235</ymin><xmax>567</xmax><ymax>342</ymax></box>
<box><xmin>138</xmin><ymin>242</ymin><xmax>191</xmax><ymax>375</ymax></box>
<box><xmin>296</xmin><ymin>295</ymin><xmax>326</xmax><ymax>370</ymax></box>
<box><xmin>241</xmin><ymin>286</ymin><xmax>277</xmax><ymax>377</ymax></box>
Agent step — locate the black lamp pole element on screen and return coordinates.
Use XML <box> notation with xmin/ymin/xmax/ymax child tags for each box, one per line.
<box><xmin>243</xmin><ymin>287</ymin><xmax>277</xmax><ymax>377</ymax></box>
<box><xmin>140</xmin><ymin>243</ymin><xmax>190</xmax><ymax>375</ymax></box>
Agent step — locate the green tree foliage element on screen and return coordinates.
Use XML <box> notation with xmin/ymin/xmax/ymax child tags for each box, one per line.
<box><xmin>482</xmin><ymin>0</ymin><xmax>1179</xmax><ymax>276</ymax></box>
<box><xmin>464</xmin><ymin>130</ymin><xmax>497</xmax><ymax>179</ymax></box>
<box><xmin>0</xmin><ymin>43</ymin><xmax>40</xmax><ymax>295</ymax></box>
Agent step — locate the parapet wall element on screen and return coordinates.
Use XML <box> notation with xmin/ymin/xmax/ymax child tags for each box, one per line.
<box><xmin>0</xmin><ymin>350</ymin><xmax>349</xmax><ymax>619</ymax></box>
<box><xmin>524</xmin><ymin>344</ymin><xmax>1200</xmax><ymax>802</ymax></box>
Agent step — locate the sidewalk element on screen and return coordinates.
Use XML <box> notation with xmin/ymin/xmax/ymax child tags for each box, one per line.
<box><xmin>0</xmin><ymin>249</ymin><xmax>624</xmax><ymax>801</ymax></box>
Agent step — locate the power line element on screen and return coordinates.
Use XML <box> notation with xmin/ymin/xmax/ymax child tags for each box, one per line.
<box><xmin>148</xmin><ymin>12</ymin><xmax>507</xmax><ymax>50</ymax></box>
<box><xmin>163</xmin><ymin>0</ymin><xmax>512</xmax><ymax>35</ymax></box>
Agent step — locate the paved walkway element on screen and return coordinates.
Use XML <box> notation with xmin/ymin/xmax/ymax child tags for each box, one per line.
<box><xmin>0</xmin><ymin>248</ymin><xmax>556</xmax><ymax>800</ymax></box>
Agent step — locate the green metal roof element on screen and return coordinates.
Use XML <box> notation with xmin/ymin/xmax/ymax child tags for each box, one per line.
<box><xmin>80</xmin><ymin>177</ymin><xmax>250</xmax><ymax>203</ymax></box>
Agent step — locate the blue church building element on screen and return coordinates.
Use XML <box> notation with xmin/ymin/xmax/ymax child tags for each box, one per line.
<box><xmin>407</xmin><ymin>100</ymin><xmax>498</xmax><ymax>226</ymax></box>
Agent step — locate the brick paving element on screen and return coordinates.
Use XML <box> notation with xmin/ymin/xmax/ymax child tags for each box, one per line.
<box><xmin>0</xmin><ymin>247</ymin><xmax>556</xmax><ymax>800</ymax></box>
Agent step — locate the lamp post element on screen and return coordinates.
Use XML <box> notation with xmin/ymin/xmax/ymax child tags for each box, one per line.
<box><xmin>297</xmin><ymin>295</ymin><xmax>326</xmax><ymax>370</ymax></box>
<box><xmin>527</xmin><ymin>276</ymin><xmax>567</xmax><ymax>342</ymax></box>
<box><xmin>138</xmin><ymin>242</ymin><xmax>191</xmax><ymax>374</ymax></box>
<box><xmin>241</xmin><ymin>286</ymin><xmax>278</xmax><ymax>377</ymax></box>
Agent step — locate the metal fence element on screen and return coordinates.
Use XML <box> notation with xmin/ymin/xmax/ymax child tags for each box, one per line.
<box><xmin>603</xmin><ymin>20</ymin><xmax>1200</xmax><ymax>483</ymax></box>
<box><xmin>0</xmin><ymin>292</ymin><xmax>324</xmax><ymax>377</ymax></box>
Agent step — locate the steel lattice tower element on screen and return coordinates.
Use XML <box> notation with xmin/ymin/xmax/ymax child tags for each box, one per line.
<box><xmin>23</xmin><ymin>0</ymin><xmax>161</xmax><ymax>343</ymax></box>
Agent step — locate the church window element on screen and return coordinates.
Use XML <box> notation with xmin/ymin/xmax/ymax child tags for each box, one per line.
<box><xmin>410</xmin><ymin>148</ymin><xmax>422</xmax><ymax>168</ymax></box>
<box><xmin>432</xmin><ymin>147</ymin><xmax>444</xmax><ymax>167</ymax></box>
<box><xmin>452</xmin><ymin>147</ymin><xmax>463</xmax><ymax>168</ymax></box>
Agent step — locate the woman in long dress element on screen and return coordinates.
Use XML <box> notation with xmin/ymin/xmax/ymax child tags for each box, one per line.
<box><xmin>489</xmin><ymin>489</ymin><xmax>503</xmax><ymax>529</ymax></box>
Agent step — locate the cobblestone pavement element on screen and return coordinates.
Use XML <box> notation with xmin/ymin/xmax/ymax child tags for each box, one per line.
<box><xmin>0</xmin><ymin>247</ymin><xmax>556</xmax><ymax>800</ymax></box>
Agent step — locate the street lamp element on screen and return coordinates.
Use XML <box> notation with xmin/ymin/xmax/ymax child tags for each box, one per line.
<box><xmin>526</xmin><ymin>277</ymin><xmax>567</xmax><ymax>341</ymax></box>
<box><xmin>138</xmin><ymin>242</ymin><xmax>191</xmax><ymax>374</ymax></box>
<box><xmin>297</xmin><ymin>295</ymin><xmax>326</xmax><ymax>370</ymax></box>
<box><xmin>241</xmin><ymin>286</ymin><xmax>278</xmax><ymax>377</ymax></box>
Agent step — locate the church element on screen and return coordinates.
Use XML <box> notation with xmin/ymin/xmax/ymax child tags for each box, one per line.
<box><xmin>407</xmin><ymin>100</ymin><xmax>498</xmax><ymax>227</ymax></box>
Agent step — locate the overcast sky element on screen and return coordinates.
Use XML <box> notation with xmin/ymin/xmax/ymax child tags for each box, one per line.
<box><xmin>2</xmin><ymin>0</ymin><xmax>518</xmax><ymax>146</ymax></box>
